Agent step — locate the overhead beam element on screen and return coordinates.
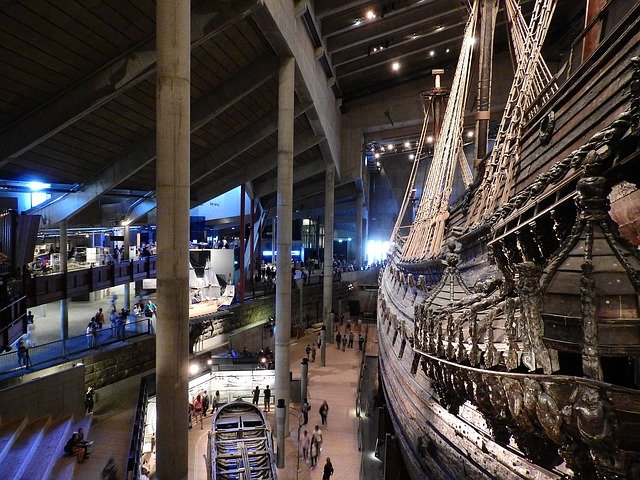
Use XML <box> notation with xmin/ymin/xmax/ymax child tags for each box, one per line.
<box><xmin>192</xmin><ymin>132</ymin><xmax>323</xmax><ymax>205</ymax></box>
<box><xmin>28</xmin><ymin>54</ymin><xmax>277</xmax><ymax>227</ymax></box>
<box><xmin>329</xmin><ymin>7</ymin><xmax>466</xmax><ymax>60</ymax></box>
<box><xmin>0</xmin><ymin>0</ymin><xmax>261</xmax><ymax>168</ymax></box>
<box><xmin>292</xmin><ymin>184</ymin><xmax>356</xmax><ymax>213</ymax></box>
<box><xmin>315</xmin><ymin>0</ymin><xmax>371</xmax><ymax>20</ymax></box>
<box><xmin>191</xmin><ymin>102</ymin><xmax>312</xmax><ymax>185</ymax></box>
<box><xmin>253</xmin><ymin>156</ymin><xmax>326</xmax><ymax>198</ymax></box>
<box><xmin>252</xmin><ymin>2</ymin><xmax>340</xmax><ymax>169</ymax></box>
<box><xmin>293</xmin><ymin>177</ymin><xmax>355</xmax><ymax>203</ymax></box>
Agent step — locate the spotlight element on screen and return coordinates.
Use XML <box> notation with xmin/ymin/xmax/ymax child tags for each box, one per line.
<box><xmin>446</xmin><ymin>48</ymin><xmax>451</xmax><ymax>53</ymax></box>
<box><xmin>467</xmin><ymin>130</ymin><xmax>474</xmax><ymax>138</ymax></box>
<box><xmin>387</xmin><ymin>144</ymin><xmax>394</xmax><ymax>150</ymax></box>
<box><xmin>354</xmin><ymin>18</ymin><xmax>362</xmax><ymax>26</ymax></box>
<box><xmin>207</xmin><ymin>358</ymin><xmax>213</xmax><ymax>366</ymax></box>
<box><xmin>189</xmin><ymin>363</ymin><xmax>200</xmax><ymax>375</ymax></box>
<box><xmin>366</xmin><ymin>10</ymin><xmax>376</xmax><ymax>19</ymax></box>
<box><xmin>404</xmin><ymin>141</ymin><xmax>411</xmax><ymax>148</ymax></box>
<box><xmin>391</xmin><ymin>62</ymin><xmax>400</xmax><ymax>71</ymax></box>
<box><xmin>427</xmin><ymin>135</ymin><xmax>434</xmax><ymax>143</ymax></box>
<box><xmin>374</xmin><ymin>153</ymin><xmax>380</xmax><ymax>159</ymax></box>
<box><xmin>429</xmin><ymin>50</ymin><xmax>435</xmax><ymax>57</ymax></box>
<box><xmin>409</xmin><ymin>154</ymin><xmax>415</xmax><ymax>160</ymax></box>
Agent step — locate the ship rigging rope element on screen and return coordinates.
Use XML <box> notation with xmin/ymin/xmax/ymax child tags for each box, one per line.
<box><xmin>399</xmin><ymin>0</ymin><xmax>479</xmax><ymax>262</ymax></box>
<box><xmin>466</xmin><ymin>0</ymin><xmax>557</xmax><ymax>228</ymax></box>
<box><xmin>390</xmin><ymin>95</ymin><xmax>433</xmax><ymax>243</ymax></box>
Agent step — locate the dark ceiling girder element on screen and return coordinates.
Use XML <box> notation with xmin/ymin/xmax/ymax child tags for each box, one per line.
<box><xmin>190</xmin><ymin>101</ymin><xmax>313</xmax><ymax>185</ymax></box>
<box><xmin>192</xmin><ymin>131</ymin><xmax>324</xmax><ymax>205</ymax></box>
<box><xmin>336</xmin><ymin>22</ymin><xmax>466</xmax><ymax>80</ymax></box>
<box><xmin>0</xmin><ymin>0</ymin><xmax>261</xmax><ymax>168</ymax></box>
<box><xmin>28</xmin><ymin>53</ymin><xmax>278</xmax><ymax>227</ymax></box>
<box><xmin>327</xmin><ymin>3</ymin><xmax>465</xmax><ymax>56</ymax></box>
<box><xmin>315</xmin><ymin>0</ymin><xmax>371</xmax><ymax>20</ymax></box>
<box><xmin>253</xmin><ymin>156</ymin><xmax>326</xmax><ymax>199</ymax></box>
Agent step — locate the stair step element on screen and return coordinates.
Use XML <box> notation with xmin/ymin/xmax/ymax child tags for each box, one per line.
<box><xmin>47</xmin><ymin>414</ymin><xmax>93</xmax><ymax>480</ymax></box>
<box><xmin>0</xmin><ymin>417</ymin><xmax>28</xmax><ymax>464</ymax></box>
<box><xmin>17</xmin><ymin>415</ymin><xmax>74</xmax><ymax>480</ymax></box>
<box><xmin>0</xmin><ymin>416</ymin><xmax>49</xmax><ymax>479</ymax></box>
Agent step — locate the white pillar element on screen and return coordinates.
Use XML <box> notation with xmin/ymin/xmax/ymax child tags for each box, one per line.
<box><xmin>274</xmin><ymin>56</ymin><xmax>295</xmax><ymax>441</ymax></box>
<box><xmin>355</xmin><ymin>191</ymin><xmax>363</xmax><ymax>269</ymax></box>
<box><xmin>322</xmin><ymin>160</ymin><xmax>335</xmax><ymax>365</ymax></box>
<box><xmin>155</xmin><ymin>1</ymin><xmax>190</xmax><ymax>478</ymax></box>
<box><xmin>59</xmin><ymin>220</ymin><xmax>69</xmax><ymax>343</ymax></box>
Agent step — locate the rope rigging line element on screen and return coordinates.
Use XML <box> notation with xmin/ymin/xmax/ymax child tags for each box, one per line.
<box><xmin>466</xmin><ymin>0</ymin><xmax>557</xmax><ymax>228</ymax></box>
<box><xmin>400</xmin><ymin>0</ymin><xmax>479</xmax><ymax>262</ymax></box>
<box><xmin>390</xmin><ymin>95</ymin><xmax>433</xmax><ymax>243</ymax></box>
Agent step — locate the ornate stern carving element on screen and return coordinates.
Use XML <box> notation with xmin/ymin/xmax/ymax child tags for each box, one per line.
<box><xmin>468</xmin><ymin>310</ymin><xmax>481</xmax><ymax>367</ymax></box>
<box><xmin>516</xmin><ymin>262</ymin><xmax>558</xmax><ymax>374</ymax></box>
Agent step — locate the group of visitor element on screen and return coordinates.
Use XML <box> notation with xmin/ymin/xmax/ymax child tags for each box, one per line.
<box><xmin>189</xmin><ymin>390</ymin><xmax>220</xmax><ymax>429</ymax></box>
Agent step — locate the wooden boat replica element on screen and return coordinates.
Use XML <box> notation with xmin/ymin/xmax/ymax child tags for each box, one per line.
<box><xmin>206</xmin><ymin>400</ymin><xmax>277</xmax><ymax>480</ymax></box>
<box><xmin>378</xmin><ymin>0</ymin><xmax>640</xmax><ymax>478</ymax></box>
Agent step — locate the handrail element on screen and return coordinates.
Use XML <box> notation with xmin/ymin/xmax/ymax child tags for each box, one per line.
<box><xmin>126</xmin><ymin>374</ymin><xmax>155</xmax><ymax>480</ymax></box>
<box><xmin>355</xmin><ymin>324</ymin><xmax>369</xmax><ymax>479</ymax></box>
<box><xmin>0</xmin><ymin>317</ymin><xmax>154</xmax><ymax>378</ymax></box>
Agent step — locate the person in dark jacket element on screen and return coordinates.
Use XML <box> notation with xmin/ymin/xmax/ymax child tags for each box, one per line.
<box><xmin>322</xmin><ymin>457</ymin><xmax>334</xmax><ymax>479</ymax></box>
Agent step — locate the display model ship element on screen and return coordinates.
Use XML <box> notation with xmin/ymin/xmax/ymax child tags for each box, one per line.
<box><xmin>205</xmin><ymin>400</ymin><xmax>277</xmax><ymax>480</ymax></box>
<box><xmin>378</xmin><ymin>0</ymin><xmax>640</xmax><ymax>478</ymax></box>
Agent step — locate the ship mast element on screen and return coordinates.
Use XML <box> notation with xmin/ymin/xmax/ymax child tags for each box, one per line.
<box><xmin>474</xmin><ymin>0</ymin><xmax>499</xmax><ymax>172</ymax></box>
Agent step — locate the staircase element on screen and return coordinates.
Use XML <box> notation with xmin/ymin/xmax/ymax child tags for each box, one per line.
<box><xmin>0</xmin><ymin>413</ymin><xmax>93</xmax><ymax>480</ymax></box>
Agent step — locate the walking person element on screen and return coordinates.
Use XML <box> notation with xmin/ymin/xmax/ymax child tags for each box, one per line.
<box><xmin>252</xmin><ymin>386</ymin><xmax>261</xmax><ymax>405</ymax></box>
<box><xmin>17</xmin><ymin>339</ymin><xmax>29</xmax><ymax>368</ymax></box>
<box><xmin>193</xmin><ymin>394</ymin><xmax>204</xmax><ymax>429</ymax></box>
<box><xmin>311</xmin><ymin>343</ymin><xmax>317</xmax><ymax>362</ymax></box>
<box><xmin>341</xmin><ymin>335</ymin><xmax>347</xmax><ymax>351</ymax></box>
<box><xmin>317</xmin><ymin>331</ymin><xmax>322</xmax><ymax>349</ymax></box>
<box><xmin>202</xmin><ymin>391</ymin><xmax>210</xmax><ymax>417</ymax></box>
<box><xmin>264</xmin><ymin>385</ymin><xmax>271</xmax><ymax>412</ymax></box>
<box><xmin>322</xmin><ymin>457</ymin><xmax>334</xmax><ymax>480</ymax></box>
<box><xmin>336</xmin><ymin>331</ymin><xmax>342</xmax><ymax>349</ymax></box>
<box><xmin>312</xmin><ymin>425</ymin><xmax>323</xmax><ymax>453</ymax></box>
<box><xmin>310</xmin><ymin>437</ymin><xmax>319</xmax><ymax>469</ymax></box>
<box><xmin>319</xmin><ymin>400</ymin><xmax>329</xmax><ymax>426</ymax></box>
<box><xmin>86</xmin><ymin>320</ymin><xmax>97</xmax><ymax>348</ymax></box>
<box><xmin>85</xmin><ymin>387</ymin><xmax>95</xmax><ymax>414</ymax></box>
<box><xmin>305</xmin><ymin>344</ymin><xmax>311</xmax><ymax>359</ymax></box>
<box><xmin>302</xmin><ymin>399</ymin><xmax>311</xmax><ymax>425</ymax></box>
<box><xmin>213</xmin><ymin>390</ymin><xmax>220</xmax><ymax>411</ymax></box>
<box><xmin>301</xmin><ymin>430</ymin><xmax>311</xmax><ymax>460</ymax></box>
<box><xmin>358</xmin><ymin>334</ymin><xmax>365</xmax><ymax>351</ymax></box>
<box><xmin>348</xmin><ymin>330</ymin><xmax>354</xmax><ymax>348</ymax></box>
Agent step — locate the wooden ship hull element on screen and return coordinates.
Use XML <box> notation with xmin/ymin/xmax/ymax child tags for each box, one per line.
<box><xmin>378</xmin><ymin>2</ymin><xmax>640</xmax><ymax>479</ymax></box>
<box><xmin>206</xmin><ymin>400</ymin><xmax>277</xmax><ymax>480</ymax></box>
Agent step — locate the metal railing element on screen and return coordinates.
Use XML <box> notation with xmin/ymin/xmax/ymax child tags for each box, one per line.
<box><xmin>126</xmin><ymin>374</ymin><xmax>155</xmax><ymax>480</ymax></box>
<box><xmin>355</xmin><ymin>325</ymin><xmax>370</xmax><ymax>479</ymax></box>
<box><xmin>0</xmin><ymin>317</ymin><xmax>155</xmax><ymax>377</ymax></box>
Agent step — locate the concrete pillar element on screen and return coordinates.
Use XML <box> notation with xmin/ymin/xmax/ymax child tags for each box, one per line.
<box><xmin>250</xmin><ymin>197</ymin><xmax>255</xmax><ymax>293</ymax></box>
<box><xmin>123</xmin><ymin>224</ymin><xmax>131</xmax><ymax>310</ymax></box>
<box><xmin>355</xmin><ymin>191</ymin><xmax>363</xmax><ymax>269</ymax></box>
<box><xmin>274</xmin><ymin>56</ymin><xmax>295</xmax><ymax>437</ymax></box>
<box><xmin>320</xmin><ymin>325</ymin><xmax>327</xmax><ymax>366</ymax></box>
<box><xmin>155</xmin><ymin>1</ymin><xmax>190</xmax><ymax>479</ymax></box>
<box><xmin>300</xmin><ymin>358</ymin><xmax>309</xmax><ymax>407</ymax></box>
<box><xmin>276</xmin><ymin>398</ymin><xmax>286</xmax><ymax>468</ymax></box>
<box><xmin>239</xmin><ymin>183</ymin><xmax>246</xmax><ymax>304</ymax></box>
<box><xmin>59</xmin><ymin>220</ymin><xmax>68</xmax><ymax>344</ymax></box>
<box><xmin>322</xmin><ymin>161</ymin><xmax>335</xmax><ymax>359</ymax></box>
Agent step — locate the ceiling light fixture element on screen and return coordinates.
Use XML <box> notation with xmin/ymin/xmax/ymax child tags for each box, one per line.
<box><xmin>429</xmin><ymin>50</ymin><xmax>435</xmax><ymax>57</ymax></box>
<box><xmin>409</xmin><ymin>154</ymin><xmax>415</xmax><ymax>160</ymax></box>
<box><xmin>388</xmin><ymin>144</ymin><xmax>394</xmax><ymax>150</ymax></box>
<box><xmin>404</xmin><ymin>141</ymin><xmax>411</xmax><ymax>148</ymax></box>
<box><xmin>366</xmin><ymin>10</ymin><xmax>376</xmax><ymax>19</ymax></box>
<box><xmin>446</xmin><ymin>48</ymin><xmax>450</xmax><ymax>53</ymax></box>
<box><xmin>354</xmin><ymin>18</ymin><xmax>362</xmax><ymax>26</ymax></box>
<box><xmin>374</xmin><ymin>153</ymin><xmax>380</xmax><ymax>159</ymax></box>
<box><xmin>427</xmin><ymin>135</ymin><xmax>434</xmax><ymax>143</ymax></box>
<box><xmin>467</xmin><ymin>130</ymin><xmax>474</xmax><ymax>138</ymax></box>
<box><xmin>391</xmin><ymin>62</ymin><xmax>400</xmax><ymax>71</ymax></box>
